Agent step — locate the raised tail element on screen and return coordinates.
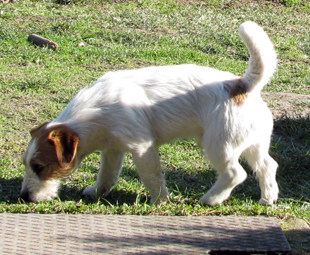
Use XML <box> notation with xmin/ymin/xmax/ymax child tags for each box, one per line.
<box><xmin>239</xmin><ymin>21</ymin><xmax>277</xmax><ymax>92</ymax></box>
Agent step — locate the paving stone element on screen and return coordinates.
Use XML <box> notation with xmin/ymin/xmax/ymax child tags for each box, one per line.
<box><xmin>0</xmin><ymin>214</ymin><xmax>291</xmax><ymax>254</ymax></box>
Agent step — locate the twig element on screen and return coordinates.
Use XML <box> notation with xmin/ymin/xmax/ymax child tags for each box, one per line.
<box><xmin>28</xmin><ymin>34</ymin><xmax>58</xmax><ymax>50</ymax></box>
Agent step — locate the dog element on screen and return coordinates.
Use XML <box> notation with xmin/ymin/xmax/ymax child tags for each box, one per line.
<box><xmin>20</xmin><ymin>21</ymin><xmax>279</xmax><ymax>206</ymax></box>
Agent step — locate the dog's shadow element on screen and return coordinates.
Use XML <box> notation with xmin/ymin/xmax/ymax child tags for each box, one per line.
<box><xmin>271</xmin><ymin>116</ymin><xmax>310</xmax><ymax>202</ymax></box>
<box><xmin>58</xmin><ymin>165</ymin><xmax>215</xmax><ymax>206</ymax></box>
<box><xmin>0</xmin><ymin>175</ymin><xmax>142</xmax><ymax>205</ymax></box>
<box><xmin>59</xmin><ymin>187</ymin><xmax>142</xmax><ymax>206</ymax></box>
<box><xmin>59</xmin><ymin>163</ymin><xmax>257</xmax><ymax>206</ymax></box>
<box><xmin>59</xmin><ymin>167</ymin><xmax>147</xmax><ymax>205</ymax></box>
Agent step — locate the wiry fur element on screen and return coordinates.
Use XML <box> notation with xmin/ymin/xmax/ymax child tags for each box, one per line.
<box><xmin>21</xmin><ymin>21</ymin><xmax>278</xmax><ymax>205</ymax></box>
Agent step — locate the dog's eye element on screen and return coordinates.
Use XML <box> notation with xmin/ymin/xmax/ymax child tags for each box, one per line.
<box><xmin>32</xmin><ymin>164</ymin><xmax>45</xmax><ymax>174</ymax></box>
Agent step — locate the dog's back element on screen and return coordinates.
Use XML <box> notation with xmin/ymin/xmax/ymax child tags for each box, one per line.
<box><xmin>58</xmin><ymin>22</ymin><xmax>276</xmax><ymax>146</ymax></box>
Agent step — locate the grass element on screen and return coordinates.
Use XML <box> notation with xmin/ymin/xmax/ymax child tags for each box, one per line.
<box><xmin>0</xmin><ymin>0</ymin><xmax>309</xmax><ymax>224</ymax></box>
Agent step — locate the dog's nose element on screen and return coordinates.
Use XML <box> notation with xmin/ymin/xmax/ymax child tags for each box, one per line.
<box><xmin>19</xmin><ymin>191</ymin><xmax>31</xmax><ymax>202</ymax></box>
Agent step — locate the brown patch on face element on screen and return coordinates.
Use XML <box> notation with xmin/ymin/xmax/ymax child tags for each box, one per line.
<box><xmin>27</xmin><ymin>123</ymin><xmax>80</xmax><ymax>181</ymax></box>
<box><xmin>224</xmin><ymin>78</ymin><xmax>248</xmax><ymax>106</ymax></box>
<box><xmin>30</xmin><ymin>122</ymin><xmax>50</xmax><ymax>137</ymax></box>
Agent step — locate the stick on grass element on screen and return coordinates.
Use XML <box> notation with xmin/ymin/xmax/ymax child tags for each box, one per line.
<box><xmin>28</xmin><ymin>34</ymin><xmax>58</xmax><ymax>50</ymax></box>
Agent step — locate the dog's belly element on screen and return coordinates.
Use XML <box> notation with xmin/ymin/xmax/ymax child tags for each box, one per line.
<box><xmin>153</xmin><ymin>122</ymin><xmax>203</xmax><ymax>146</ymax></box>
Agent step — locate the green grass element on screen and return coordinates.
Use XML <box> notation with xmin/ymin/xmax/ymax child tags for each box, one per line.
<box><xmin>0</xmin><ymin>0</ymin><xmax>309</xmax><ymax>223</ymax></box>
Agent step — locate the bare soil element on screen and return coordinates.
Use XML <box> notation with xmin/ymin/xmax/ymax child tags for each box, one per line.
<box><xmin>263</xmin><ymin>92</ymin><xmax>310</xmax><ymax>119</ymax></box>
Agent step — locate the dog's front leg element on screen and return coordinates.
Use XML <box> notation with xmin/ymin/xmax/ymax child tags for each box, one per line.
<box><xmin>132</xmin><ymin>144</ymin><xmax>169</xmax><ymax>204</ymax></box>
<box><xmin>82</xmin><ymin>149</ymin><xmax>125</xmax><ymax>199</ymax></box>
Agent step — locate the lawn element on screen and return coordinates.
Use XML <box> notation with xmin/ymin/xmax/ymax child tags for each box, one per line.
<box><xmin>0</xmin><ymin>0</ymin><xmax>309</xmax><ymax>224</ymax></box>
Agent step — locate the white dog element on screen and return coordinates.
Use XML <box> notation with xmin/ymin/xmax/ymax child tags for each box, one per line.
<box><xmin>20</xmin><ymin>21</ymin><xmax>278</xmax><ymax>206</ymax></box>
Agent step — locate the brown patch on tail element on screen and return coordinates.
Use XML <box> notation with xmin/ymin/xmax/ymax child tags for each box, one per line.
<box><xmin>224</xmin><ymin>78</ymin><xmax>248</xmax><ymax>106</ymax></box>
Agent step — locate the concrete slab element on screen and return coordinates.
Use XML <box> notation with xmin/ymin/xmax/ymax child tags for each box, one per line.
<box><xmin>0</xmin><ymin>214</ymin><xmax>291</xmax><ymax>254</ymax></box>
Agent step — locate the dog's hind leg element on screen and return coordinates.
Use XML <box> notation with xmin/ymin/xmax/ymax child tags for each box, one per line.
<box><xmin>200</xmin><ymin>159</ymin><xmax>247</xmax><ymax>206</ymax></box>
<box><xmin>242</xmin><ymin>144</ymin><xmax>278</xmax><ymax>205</ymax></box>
<box><xmin>131</xmin><ymin>144</ymin><xmax>168</xmax><ymax>204</ymax></box>
<box><xmin>200</xmin><ymin>140</ymin><xmax>247</xmax><ymax>206</ymax></box>
<box><xmin>82</xmin><ymin>149</ymin><xmax>125</xmax><ymax>199</ymax></box>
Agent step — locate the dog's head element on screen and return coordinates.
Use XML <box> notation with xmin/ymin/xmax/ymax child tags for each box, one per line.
<box><xmin>20</xmin><ymin>122</ymin><xmax>79</xmax><ymax>202</ymax></box>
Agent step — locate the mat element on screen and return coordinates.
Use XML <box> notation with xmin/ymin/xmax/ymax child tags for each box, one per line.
<box><xmin>0</xmin><ymin>214</ymin><xmax>291</xmax><ymax>254</ymax></box>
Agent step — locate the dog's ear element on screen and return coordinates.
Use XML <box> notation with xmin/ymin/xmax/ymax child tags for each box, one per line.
<box><xmin>48</xmin><ymin>126</ymin><xmax>80</xmax><ymax>167</ymax></box>
<box><xmin>30</xmin><ymin>122</ymin><xmax>50</xmax><ymax>137</ymax></box>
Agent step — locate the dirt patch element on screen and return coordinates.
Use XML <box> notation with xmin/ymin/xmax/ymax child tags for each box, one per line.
<box><xmin>263</xmin><ymin>92</ymin><xmax>310</xmax><ymax>119</ymax></box>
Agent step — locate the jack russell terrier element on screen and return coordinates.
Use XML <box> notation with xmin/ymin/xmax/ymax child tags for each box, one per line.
<box><xmin>20</xmin><ymin>21</ymin><xmax>278</xmax><ymax>206</ymax></box>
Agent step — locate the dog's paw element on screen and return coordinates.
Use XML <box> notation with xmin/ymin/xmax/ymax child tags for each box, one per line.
<box><xmin>149</xmin><ymin>187</ymin><xmax>169</xmax><ymax>205</ymax></box>
<box><xmin>82</xmin><ymin>185</ymin><xmax>108</xmax><ymax>199</ymax></box>
<box><xmin>259</xmin><ymin>184</ymin><xmax>278</xmax><ymax>205</ymax></box>
<box><xmin>82</xmin><ymin>185</ymin><xmax>98</xmax><ymax>199</ymax></box>
<box><xmin>258</xmin><ymin>197</ymin><xmax>277</xmax><ymax>206</ymax></box>
<box><xmin>200</xmin><ymin>196</ymin><xmax>223</xmax><ymax>206</ymax></box>
<box><xmin>199</xmin><ymin>190</ymin><xmax>231</xmax><ymax>206</ymax></box>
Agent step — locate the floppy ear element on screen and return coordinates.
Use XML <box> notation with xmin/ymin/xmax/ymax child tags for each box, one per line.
<box><xmin>48</xmin><ymin>126</ymin><xmax>80</xmax><ymax>167</ymax></box>
<box><xmin>30</xmin><ymin>122</ymin><xmax>49</xmax><ymax>137</ymax></box>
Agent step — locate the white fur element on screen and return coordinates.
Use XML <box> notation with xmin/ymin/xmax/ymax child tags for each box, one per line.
<box><xmin>21</xmin><ymin>173</ymin><xmax>60</xmax><ymax>202</ymax></box>
<box><xmin>25</xmin><ymin>22</ymin><xmax>279</xmax><ymax>205</ymax></box>
<box><xmin>24</xmin><ymin>138</ymin><xmax>38</xmax><ymax>170</ymax></box>
<box><xmin>239</xmin><ymin>22</ymin><xmax>277</xmax><ymax>92</ymax></box>
<box><xmin>22</xmin><ymin>139</ymin><xmax>60</xmax><ymax>202</ymax></box>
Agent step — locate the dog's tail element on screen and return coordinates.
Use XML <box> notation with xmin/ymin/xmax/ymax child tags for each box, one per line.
<box><xmin>239</xmin><ymin>21</ymin><xmax>277</xmax><ymax>93</ymax></box>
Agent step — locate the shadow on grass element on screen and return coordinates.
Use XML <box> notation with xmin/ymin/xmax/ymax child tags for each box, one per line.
<box><xmin>0</xmin><ymin>177</ymin><xmax>23</xmax><ymax>202</ymax></box>
<box><xmin>58</xmin><ymin>166</ymin><xmax>145</xmax><ymax>205</ymax></box>
<box><xmin>272</xmin><ymin>116</ymin><xmax>310</xmax><ymax>202</ymax></box>
<box><xmin>59</xmin><ymin>185</ymin><xmax>143</xmax><ymax>206</ymax></box>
